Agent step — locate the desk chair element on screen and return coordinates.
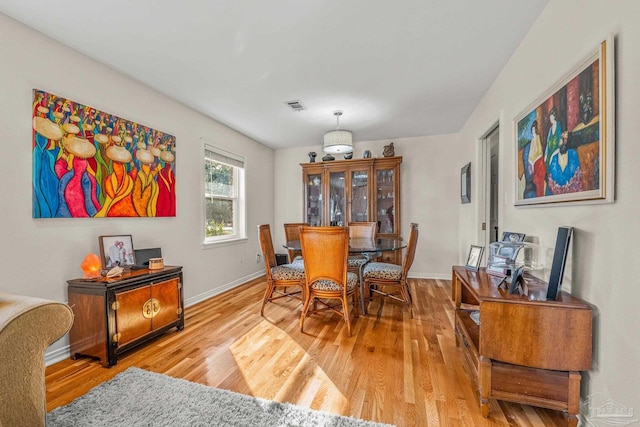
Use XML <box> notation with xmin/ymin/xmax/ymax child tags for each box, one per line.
<box><xmin>363</xmin><ymin>223</ymin><xmax>418</xmax><ymax>317</ymax></box>
<box><xmin>283</xmin><ymin>222</ymin><xmax>307</xmax><ymax>263</ymax></box>
<box><xmin>258</xmin><ymin>224</ymin><xmax>305</xmax><ymax>316</ymax></box>
<box><xmin>299</xmin><ymin>226</ymin><xmax>359</xmax><ymax>337</ymax></box>
<box><xmin>347</xmin><ymin>222</ymin><xmax>378</xmax><ymax>276</ymax></box>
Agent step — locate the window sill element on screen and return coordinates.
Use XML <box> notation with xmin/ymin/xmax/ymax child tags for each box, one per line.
<box><xmin>202</xmin><ymin>237</ymin><xmax>248</xmax><ymax>250</ymax></box>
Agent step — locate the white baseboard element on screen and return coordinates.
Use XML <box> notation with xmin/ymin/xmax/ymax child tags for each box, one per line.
<box><xmin>183</xmin><ymin>270</ymin><xmax>264</xmax><ymax>307</ymax></box>
<box><xmin>45</xmin><ymin>344</ymin><xmax>73</xmax><ymax>366</ymax></box>
<box><xmin>407</xmin><ymin>272</ymin><xmax>451</xmax><ymax>280</ymax></box>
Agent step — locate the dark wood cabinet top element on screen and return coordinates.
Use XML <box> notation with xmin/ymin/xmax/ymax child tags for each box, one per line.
<box><xmin>67</xmin><ymin>266</ymin><xmax>182</xmax><ymax>288</ymax></box>
<box><xmin>452</xmin><ymin>266</ymin><xmax>590</xmax><ymax>309</ymax></box>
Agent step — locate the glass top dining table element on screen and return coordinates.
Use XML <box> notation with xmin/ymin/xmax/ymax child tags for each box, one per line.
<box><xmin>284</xmin><ymin>237</ymin><xmax>406</xmax><ymax>314</ymax></box>
<box><xmin>284</xmin><ymin>237</ymin><xmax>406</xmax><ymax>255</ymax></box>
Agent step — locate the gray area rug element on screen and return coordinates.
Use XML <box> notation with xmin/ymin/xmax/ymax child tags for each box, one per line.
<box><xmin>47</xmin><ymin>367</ymin><xmax>394</xmax><ymax>427</ymax></box>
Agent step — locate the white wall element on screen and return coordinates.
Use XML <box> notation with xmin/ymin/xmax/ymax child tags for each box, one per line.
<box><xmin>0</xmin><ymin>14</ymin><xmax>274</xmax><ymax>358</ymax></box>
<box><xmin>459</xmin><ymin>0</ymin><xmax>640</xmax><ymax>412</ymax></box>
<box><xmin>274</xmin><ymin>134</ymin><xmax>462</xmax><ymax>279</ymax></box>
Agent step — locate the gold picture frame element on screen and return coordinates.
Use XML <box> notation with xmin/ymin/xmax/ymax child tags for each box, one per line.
<box><xmin>514</xmin><ymin>34</ymin><xmax>615</xmax><ymax>206</ymax></box>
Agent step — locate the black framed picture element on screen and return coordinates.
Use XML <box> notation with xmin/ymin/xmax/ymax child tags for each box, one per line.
<box><xmin>465</xmin><ymin>245</ymin><xmax>484</xmax><ymax>271</ymax></box>
<box><xmin>461</xmin><ymin>162</ymin><xmax>471</xmax><ymax>204</ymax></box>
<box><xmin>546</xmin><ymin>227</ymin><xmax>573</xmax><ymax>300</ymax></box>
<box><xmin>99</xmin><ymin>235</ymin><xmax>136</xmax><ymax>270</ymax></box>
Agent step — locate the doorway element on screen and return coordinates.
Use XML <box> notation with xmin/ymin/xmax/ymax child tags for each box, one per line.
<box><xmin>480</xmin><ymin>125</ymin><xmax>500</xmax><ymax>254</ymax></box>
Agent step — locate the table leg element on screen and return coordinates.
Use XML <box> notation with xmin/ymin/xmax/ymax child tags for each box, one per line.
<box><xmin>359</xmin><ymin>261</ymin><xmax>367</xmax><ymax>315</ymax></box>
<box><xmin>358</xmin><ymin>252</ymin><xmax>378</xmax><ymax>315</ymax></box>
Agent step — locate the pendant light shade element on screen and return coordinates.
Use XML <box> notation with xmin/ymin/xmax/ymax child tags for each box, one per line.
<box><xmin>323</xmin><ymin>111</ymin><xmax>353</xmax><ymax>154</ymax></box>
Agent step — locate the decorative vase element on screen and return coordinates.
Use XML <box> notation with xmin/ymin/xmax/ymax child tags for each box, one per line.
<box><xmin>363</xmin><ymin>150</ymin><xmax>371</xmax><ymax>158</ymax></box>
<box><xmin>343</xmin><ymin>152</ymin><xmax>353</xmax><ymax>160</ymax></box>
<box><xmin>383</xmin><ymin>142</ymin><xmax>395</xmax><ymax>157</ymax></box>
<box><xmin>308</xmin><ymin>151</ymin><xmax>317</xmax><ymax>162</ymax></box>
<box><xmin>322</xmin><ymin>153</ymin><xmax>335</xmax><ymax>162</ymax></box>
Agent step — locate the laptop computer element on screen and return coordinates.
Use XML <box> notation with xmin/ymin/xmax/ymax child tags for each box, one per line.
<box><xmin>131</xmin><ymin>247</ymin><xmax>162</xmax><ymax>270</ymax></box>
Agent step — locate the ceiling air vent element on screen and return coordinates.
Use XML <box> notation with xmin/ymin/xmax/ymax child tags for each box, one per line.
<box><xmin>285</xmin><ymin>100</ymin><xmax>305</xmax><ymax>112</ymax></box>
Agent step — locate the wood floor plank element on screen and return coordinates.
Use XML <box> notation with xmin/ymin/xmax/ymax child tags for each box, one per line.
<box><xmin>46</xmin><ymin>276</ymin><xmax>570</xmax><ymax>426</ymax></box>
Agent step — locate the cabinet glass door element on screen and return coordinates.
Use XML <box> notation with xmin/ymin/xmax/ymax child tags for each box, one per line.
<box><xmin>306</xmin><ymin>173</ymin><xmax>322</xmax><ymax>226</ymax></box>
<box><xmin>376</xmin><ymin>168</ymin><xmax>396</xmax><ymax>234</ymax></box>
<box><xmin>350</xmin><ymin>169</ymin><xmax>369</xmax><ymax>223</ymax></box>
<box><xmin>329</xmin><ymin>171</ymin><xmax>346</xmax><ymax>226</ymax></box>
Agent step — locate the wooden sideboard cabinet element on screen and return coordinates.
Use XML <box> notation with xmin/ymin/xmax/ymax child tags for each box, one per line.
<box><xmin>67</xmin><ymin>266</ymin><xmax>184</xmax><ymax>367</ymax></box>
<box><xmin>301</xmin><ymin>156</ymin><xmax>402</xmax><ymax>264</ymax></box>
<box><xmin>451</xmin><ymin>266</ymin><xmax>592</xmax><ymax>426</ymax></box>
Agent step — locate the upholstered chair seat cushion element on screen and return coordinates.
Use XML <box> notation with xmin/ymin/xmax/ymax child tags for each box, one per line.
<box><xmin>311</xmin><ymin>272</ymin><xmax>358</xmax><ymax>292</ymax></box>
<box><xmin>271</xmin><ymin>263</ymin><xmax>305</xmax><ymax>281</ymax></box>
<box><xmin>363</xmin><ymin>262</ymin><xmax>402</xmax><ymax>280</ymax></box>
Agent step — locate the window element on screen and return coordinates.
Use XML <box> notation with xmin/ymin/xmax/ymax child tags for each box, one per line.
<box><xmin>203</xmin><ymin>145</ymin><xmax>246</xmax><ymax>244</ymax></box>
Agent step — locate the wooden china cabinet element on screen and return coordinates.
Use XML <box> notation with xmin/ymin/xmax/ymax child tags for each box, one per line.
<box><xmin>301</xmin><ymin>156</ymin><xmax>402</xmax><ymax>264</ymax></box>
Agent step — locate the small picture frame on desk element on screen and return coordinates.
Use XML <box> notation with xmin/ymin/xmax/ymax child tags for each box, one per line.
<box><xmin>465</xmin><ymin>245</ymin><xmax>484</xmax><ymax>271</ymax></box>
<box><xmin>99</xmin><ymin>235</ymin><xmax>136</xmax><ymax>270</ymax></box>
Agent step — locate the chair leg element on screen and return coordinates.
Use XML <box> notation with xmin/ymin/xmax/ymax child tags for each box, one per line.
<box><xmin>342</xmin><ymin>295</ymin><xmax>352</xmax><ymax>337</ymax></box>
<box><xmin>260</xmin><ymin>281</ymin><xmax>275</xmax><ymax>316</ymax></box>
<box><xmin>404</xmin><ymin>282</ymin><xmax>413</xmax><ymax>317</ymax></box>
<box><xmin>352</xmin><ymin>289</ymin><xmax>359</xmax><ymax>318</ymax></box>
<box><xmin>300</xmin><ymin>293</ymin><xmax>312</xmax><ymax>333</ymax></box>
<box><xmin>399</xmin><ymin>281</ymin><xmax>413</xmax><ymax>318</ymax></box>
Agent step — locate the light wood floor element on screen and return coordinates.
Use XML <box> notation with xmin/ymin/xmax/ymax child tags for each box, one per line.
<box><xmin>46</xmin><ymin>277</ymin><xmax>568</xmax><ymax>426</ymax></box>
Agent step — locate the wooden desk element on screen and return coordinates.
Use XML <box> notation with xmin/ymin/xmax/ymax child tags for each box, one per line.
<box><xmin>451</xmin><ymin>266</ymin><xmax>592</xmax><ymax>426</ymax></box>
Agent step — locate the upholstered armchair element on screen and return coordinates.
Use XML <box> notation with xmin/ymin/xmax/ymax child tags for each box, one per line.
<box><xmin>0</xmin><ymin>293</ymin><xmax>74</xmax><ymax>427</ymax></box>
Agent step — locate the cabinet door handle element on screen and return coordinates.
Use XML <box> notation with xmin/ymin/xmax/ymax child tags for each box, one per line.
<box><xmin>142</xmin><ymin>298</ymin><xmax>161</xmax><ymax>319</ymax></box>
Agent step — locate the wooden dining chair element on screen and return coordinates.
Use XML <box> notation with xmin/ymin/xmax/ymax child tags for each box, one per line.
<box><xmin>299</xmin><ymin>226</ymin><xmax>359</xmax><ymax>337</ymax></box>
<box><xmin>258</xmin><ymin>224</ymin><xmax>305</xmax><ymax>316</ymax></box>
<box><xmin>347</xmin><ymin>222</ymin><xmax>378</xmax><ymax>276</ymax></box>
<box><xmin>283</xmin><ymin>222</ymin><xmax>307</xmax><ymax>263</ymax></box>
<box><xmin>362</xmin><ymin>223</ymin><xmax>418</xmax><ymax>317</ymax></box>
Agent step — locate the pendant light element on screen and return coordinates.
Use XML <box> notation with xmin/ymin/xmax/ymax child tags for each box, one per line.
<box><xmin>323</xmin><ymin>111</ymin><xmax>353</xmax><ymax>154</ymax></box>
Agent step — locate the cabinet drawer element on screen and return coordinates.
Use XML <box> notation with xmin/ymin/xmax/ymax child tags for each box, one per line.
<box><xmin>490</xmin><ymin>361</ymin><xmax>574</xmax><ymax>411</ymax></box>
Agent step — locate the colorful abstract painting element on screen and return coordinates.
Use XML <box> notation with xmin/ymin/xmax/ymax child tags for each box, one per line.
<box><xmin>514</xmin><ymin>36</ymin><xmax>614</xmax><ymax>206</ymax></box>
<box><xmin>32</xmin><ymin>89</ymin><xmax>176</xmax><ymax>218</ymax></box>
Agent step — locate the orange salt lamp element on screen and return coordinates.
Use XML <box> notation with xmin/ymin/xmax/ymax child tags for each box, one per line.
<box><xmin>81</xmin><ymin>253</ymin><xmax>102</xmax><ymax>278</ymax></box>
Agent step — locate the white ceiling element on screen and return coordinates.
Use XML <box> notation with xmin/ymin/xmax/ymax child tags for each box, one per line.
<box><xmin>0</xmin><ymin>0</ymin><xmax>548</xmax><ymax>150</ymax></box>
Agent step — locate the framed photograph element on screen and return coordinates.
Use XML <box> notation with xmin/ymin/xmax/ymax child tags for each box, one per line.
<box><xmin>99</xmin><ymin>235</ymin><xmax>136</xmax><ymax>269</ymax></box>
<box><xmin>501</xmin><ymin>232</ymin><xmax>526</xmax><ymax>243</ymax></box>
<box><xmin>461</xmin><ymin>162</ymin><xmax>471</xmax><ymax>204</ymax></box>
<box><xmin>465</xmin><ymin>245</ymin><xmax>484</xmax><ymax>271</ymax></box>
<box><xmin>514</xmin><ymin>34</ymin><xmax>614</xmax><ymax>206</ymax></box>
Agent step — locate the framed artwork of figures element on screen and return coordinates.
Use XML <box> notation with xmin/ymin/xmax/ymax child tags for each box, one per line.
<box><xmin>32</xmin><ymin>89</ymin><xmax>177</xmax><ymax>218</ymax></box>
<box><xmin>514</xmin><ymin>34</ymin><xmax>615</xmax><ymax>206</ymax></box>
